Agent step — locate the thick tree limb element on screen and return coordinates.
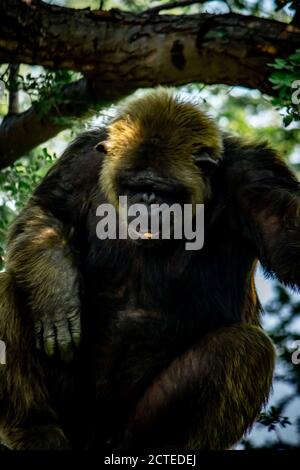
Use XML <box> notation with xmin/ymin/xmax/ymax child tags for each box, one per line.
<box><xmin>0</xmin><ymin>78</ymin><xmax>134</xmax><ymax>169</ymax></box>
<box><xmin>0</xmin><ymin>0</ymin><xmax>299</xmax><ymax>167</ymax></box>
<box><xmin>0</xmin><ymin>0</ymin><xmax>299</xmax><ymax>91</ymax></box>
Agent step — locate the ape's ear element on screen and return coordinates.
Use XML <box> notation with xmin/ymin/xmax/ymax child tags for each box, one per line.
<box><xmin>95</xmin><ymin>141</ymin><xmax>108</xmax><ymax>154</ymax></box>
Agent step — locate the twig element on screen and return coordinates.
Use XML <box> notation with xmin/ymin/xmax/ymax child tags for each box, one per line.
<box><xmin>291</xmin><ymin>7</ymin><xmax>300</xmax><ymax>27</ymax></box>
<box><xmin>8</xmin><ymin>64</ymin><xmax>19</xmax><ymax>115</ymax></box>
<box><xmin>143</xmin><ymin>0</ymin><xmax>207</xmax><ymax>15</ymax></box>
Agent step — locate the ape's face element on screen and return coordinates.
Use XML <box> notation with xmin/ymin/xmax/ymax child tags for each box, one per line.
<box><xmin>99</xmin><ymin>90</ymin><xmax>223</xmax><ymax>243</ymax></box>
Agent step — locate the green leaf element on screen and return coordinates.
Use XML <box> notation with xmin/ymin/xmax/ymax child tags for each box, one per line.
<box><xmin>289</xmin><ymin>52</ymin><xmax>300</xmax><ymax>62</ymax></box>
<box><xmin>283</xmin><ymin>115</ymin><xmax>293</xmax><ymax>127</ymax></box>
<box><xmin>272</xmin><ymin>58</ymin><xmax>288</xmax><ymax>69</ymax></box>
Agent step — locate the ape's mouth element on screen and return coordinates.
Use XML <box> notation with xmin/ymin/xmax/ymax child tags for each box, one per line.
<box><xmin>140</xmin><ymin>231</ymin><xmax>160</xmax><ymax>240</ymax></box>
<box><xmin>128</xmin><ymin>226</ymin><xmax>161</xmax><ymax>244</ymax></box>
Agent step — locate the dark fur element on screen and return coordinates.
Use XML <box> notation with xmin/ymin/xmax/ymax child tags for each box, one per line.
<box><xmin>0</xmin><ymin>91</ymin><xmax>299</xmax><ymax>450</ymax></box>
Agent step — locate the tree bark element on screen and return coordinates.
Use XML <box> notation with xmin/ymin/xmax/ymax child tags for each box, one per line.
<box><xmin>1</xmin><ymin>1</ymin><xmax>299</xmax><ymax>92</ymax></box>
<box><xmin>0</xmin><ymin>0</ymin><xmax>299</xmax><ymax>168</ymax></box>
<box><xmin>0</xmin><ymin>78</ymin><xmax>134</xmax><ymax>170</ymax></box>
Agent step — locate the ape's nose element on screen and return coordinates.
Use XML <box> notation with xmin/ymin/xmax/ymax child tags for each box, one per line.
<box><xmin>141</xmin><ymin>192</ymin><xmax>156</xmax><ymax>204</ymax></box>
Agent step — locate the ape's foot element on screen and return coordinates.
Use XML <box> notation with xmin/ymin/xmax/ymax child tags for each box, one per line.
<box><xmin>5</xmin><ymin>424</ymin><xmax>70</xmax><ymax>450</ymax></box>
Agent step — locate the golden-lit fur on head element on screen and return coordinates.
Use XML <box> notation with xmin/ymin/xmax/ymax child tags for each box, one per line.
<box><xmin>100</xmin><ymin>88</ymin><xmax>223</xmax><ymax>207</ymax></box>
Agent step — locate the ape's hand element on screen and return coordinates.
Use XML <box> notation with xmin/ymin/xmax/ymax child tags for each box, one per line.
<box><xmin>6</xmin><ymin>204</ymin><xmax>82</xmax><ymax>362</ymax></box>
<box><xmin>33</xmin><ymin>292</ymin><xmax>81</xmax><ymax>362</ymax></box>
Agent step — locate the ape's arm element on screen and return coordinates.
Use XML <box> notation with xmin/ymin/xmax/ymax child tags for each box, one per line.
<box><xmin>5</xmin><ymin>130</ymin><xmax>104</xmax><ymax>360</ymax></box>
<box><xmin>224</xmin><ymin>137</ymin><xmax>300</xmax><ymax>289</ymax></box>
<box><xmin>6</xmin><ymin>204</ymin><xmax>81</xmax><ymax>361</ymax></box>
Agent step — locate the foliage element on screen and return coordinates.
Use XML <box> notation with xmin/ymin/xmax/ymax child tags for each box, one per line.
<box><xmin>0</xmin><ymin>148</ymin><xmax>57</xmax><ymax>270</ymax></box>
<box><xmin>258</xmin><ymin>407</ymin><xmax>291</xmax><ymax>433</ymax></box>
<box><xmin>0</xmin><ymin>66</ymin><xmax>82</xmax><ymax>122</ymax></box>
<box><xmin>240</xmin><ymin>284</ymin><xmax>300</xmax><ymax>449</ymax></box>
<box><xmin>269</xmin><ymin>49</ymin><xmax>300</xmax><ymax>127</ymax></box>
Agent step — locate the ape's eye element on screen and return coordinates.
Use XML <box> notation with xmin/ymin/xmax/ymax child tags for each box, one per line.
<box><xmin>192</xmin><ymin>150</ymin><xmax>218</xmax><ymax>173</ymax></box>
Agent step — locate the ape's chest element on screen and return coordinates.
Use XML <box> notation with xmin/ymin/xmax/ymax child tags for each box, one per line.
<box><xmin>83</xmin><ymin>236</ymin><xmax>255</xmax><ymax>335</ymax></box>
<box><xmin>85</xmin><ymin>256</ymin><xmax>195</xmax><ymax>326</ymax></box>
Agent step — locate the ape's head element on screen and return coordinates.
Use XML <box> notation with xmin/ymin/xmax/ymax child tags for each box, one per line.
<box><xmin>97</xmin><ymin>88</ymin><xmax>223</xmax><ymax>243</ymax></box>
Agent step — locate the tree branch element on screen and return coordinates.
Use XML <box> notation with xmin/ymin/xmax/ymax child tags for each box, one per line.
<box><xmin>0</xmin><ymin>0</ymin><xmax>299</xmax><ymax>168</ymax></box>
<box><xmin>0</xmin><ymin>78</ymin><xmax>134</xmax><ymax>170</ymax></box>
<box><xmin>0</xmin><ymin>0</ymin><xmax>298</xmax><ymax>92</ymax></box>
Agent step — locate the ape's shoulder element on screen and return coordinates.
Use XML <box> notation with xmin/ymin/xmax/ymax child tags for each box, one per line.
<box><xmin>46</xmin><ymin>128</ymin><xmax>106</xmax><ymax>183</ymax></box>
<box><xmin>220</xmin><ymin>133</ymin><xmax>298</xmax><ymax>189</ymax></box>
<box><xmin>222</xmin><ymin>133</ymin><xmax>280</xmax><ymax>168</ymax></box>
<box><xmin>32</xmin><ymin>128</ymin><xmax>107</xmax><ymax>224</ymax></box>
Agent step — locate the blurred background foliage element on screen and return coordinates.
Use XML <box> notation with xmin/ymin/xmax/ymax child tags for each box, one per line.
<box><xmin>0</xmin><ymin>0</ymin><xmax>299</xmax><ymax>449</ymax></box>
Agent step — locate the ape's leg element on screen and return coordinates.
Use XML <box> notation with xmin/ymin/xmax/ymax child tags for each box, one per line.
<box><xmin>123</xmin><ymin>324</ymin><xmax>275</xmax><ymax>450</ymax></box>
<box><xmin>0</xmin><ymin>272</ymin><xmax>69</xmax><ymax>450</ymax></box>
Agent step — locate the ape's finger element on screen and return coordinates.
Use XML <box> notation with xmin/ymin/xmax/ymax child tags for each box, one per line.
<box><xmin>58</xmin><ymin>341</ymin><xmax>74</xmax><ymax>363</ymax></box>
<box><xmin>68</xmin><ymin>313</ymin><xmax>81</xmax><ymax>348</ymax></box>
<box><xmin>43</xmin><ymin>326</ymin><xmax>56</xmax><ymax>356</ymax></box>
<box><xmin>56</xmin><ymin>319</ymin><xmax>74</xmax><ymax>362</ymax></box>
